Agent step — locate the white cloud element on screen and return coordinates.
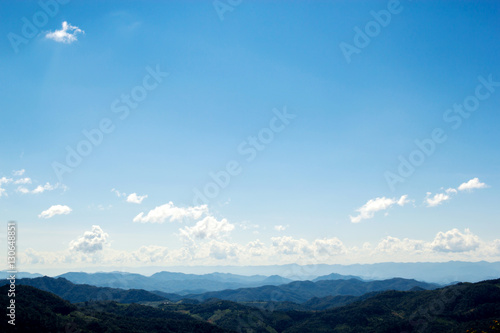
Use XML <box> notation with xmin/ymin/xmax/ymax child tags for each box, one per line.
<box><xmin>133</xmin><ymin>202</ymin><xmax>208</xmax><ymax>223</ymax></box>
<box><xmin>397</xmin><ymin>194</ymin><xmax>411</xmax><ymax>206</ymax></box>
<box><xmin>207</xmin><ymin>240</ymin><xmax>239</xmax><ymax>260</ymax></box>
<box><xmin>131</xmin><ymin>245</ymin><xmax>169</xmax><ymax>263</ymax></box>
<box><xmin>458</xmin><ymin>178</ymin><xmax>489</xmax><ymax>191</ymax></box>
<box><xmin>430</xmin><ymin>228</ymin><xmax>481</xmax><ymax>253</ymax></box>
<box><xmin>274</xmin><ymin>225</ymin><xmax>287</xmax><ymax>231</ymax></box>
<box><xmin>38</xmin><ymin>205</ymin><xmax>72</xmax><ymax>219</ymax></box>
<box><xmin>312</xmin><ymin>238</ymin><xmax>346</xmax><ymax>257</ymax></box>
<box><xmin>14</xmin><ymin>177</ymin><xmax>31</xmax><ymax>185</ymax></box>
<box><xmin>45</xmin><ymin>21</ymin><xmax>84</xmax><ymax>43</ymax></box>
<box><xmin>179</xmin><ymin>216</ymin><xmax>235</xmax><ymax>241</ymax></box>
<box><xmin>350</xmin><ymin>195</ymin><xmax>410</xmax><ymax>223</ymax></box>
<box><xmin>425</xmin><ymin>192</ymin><xmax>451</xmax><ymax>207</ymax></box>
<box><xmin>271</xmin><ymin>236</ymin><xmax>313</xmax><ymax>256</ymax></box>
<box><xmin>375</xmin><ymin>236</ymin><xmax>426</xmax><ymax>253</ymax></box>
<box><xmin>445</xmin><ymin>188</ymin><xmax>457</xmax><ymax>194</ymax></box>
<box><xmin>0</xmin><ymin>177</ymin><xmax>12</xmax><ymax>185</ymax></box>
<box><xmin>12</xmin><ymin>169</ymin><xmax>25</xmax><ymax>176</ymax></box>
<box><xmin>111</xmin><ymin>188</ymin><xmax>126</xmax><ymax>197</ymax></box>
<box><xmin>16</xmin><ymin>182</ymin><xmax>61</xmax><ymax>194</ymax></box>
<box><xmin>126</xmin><ymin>192</ymin><xmax>148</xmax><ymax>204</ymax></box>
<box><xmin>0</xmin><ymin>177</ymin><xmax>12</xmax><ymax>197</ymax></box>
<box><xmin>16</xmin><ymin>186</ymin><xmax>30</xmax><ymax>194</ymax></box>
<box><xmin>69</xmin><ymin>225</ymin><xmax>109</xmax><ymax>254</ymax></box>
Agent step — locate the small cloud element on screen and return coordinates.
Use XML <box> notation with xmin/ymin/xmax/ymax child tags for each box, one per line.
<box><xmin>126</xmin><ymin>193</ymin><xmax>148</xmax><ymax>204</ymax></box>
<box><xmin>12</xmin><ymin>169</ymin><xmax>25</xmax><ymax>176</ymax></box>
<box><xmin>350</xmin><ymin>195</ymin><xmax>409</xmax><ymax>223</ymax></box>
<box><xmin>0</xmin><ymin>177</ymin><xmax>12</xmax><ymax>185</ymax></box>
<box><xmin>14</xmin><ymin>177</ymin><xmax>31</xmax><ymax>185</ymax></box>
<box><xmin>45</xmin><ymin>21</ymin><xmax>84</xmax><ymax>43</ymax></box>
<box><xmin>397</xmin><ymin>194</ymin><xmax>411</xmax><ymax>206</ymax></box>
<box><xmin>69</xmin><ymin>225</ymin><xmax>109</xmax><ymax>254</ymax></box>
<box><xmin>16</xmin><ymin>186</ymin><xmax>30</xmax><ymax>194</ymax></box>
<box><xmin>111</xmin><ymin>188</ymin><xmax>126</xmax><ymax>197</ymax></box>
<box><xmin>133</xmin><ymin>202</ymin><xmax>208</xmax><ymax>223</ymax></box>
<box><xmin>445</xmin><ymin>188</ymin><xmax>457</xmax><ymax>194</ymax></box>
<box><xmin>274</xmin><ymin>225</ymin><xmax>287</xmax><ymax>231</ymax></box>
<box><xmin>425</xmin><ymin>192</ymin><xmax>451</xmax><ymax>207</ymax></box>
<box><xmin>38</xmin><ymin>205</ymin><xmax>72</xmax><ymax>219</ymax></box>
<box><xmin>32</xmin><ymin>182</ymin><xmax>59</xmax><ymax>194</ymax></box>
<box><xmin>458</xmin><ymin>178</ymin><xmax>489</xmax><ymax>191</ymax></box>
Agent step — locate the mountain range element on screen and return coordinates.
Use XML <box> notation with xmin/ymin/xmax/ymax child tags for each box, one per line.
<box><xmin>2</xmin><ymin>278</ymin><xmax>499</xmax><ymax>332</ymax></box>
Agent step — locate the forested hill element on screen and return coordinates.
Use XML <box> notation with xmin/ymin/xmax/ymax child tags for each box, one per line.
<box><xmin>2</xmin><ymin>278</ymin><xmax>500</xmax><ymax>332</ymax></box>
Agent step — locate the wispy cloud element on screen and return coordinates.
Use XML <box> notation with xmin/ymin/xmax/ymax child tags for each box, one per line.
<box><xmin>350</xmin><ymin>195</ymin><xmax>410</xmax><ymax>223</ymax></box>
<box><xmin>18</xmin><ymin>182</ymin><xmax>63</xmax><ymax>194</ymax></box>
<box><xmin>38</xmin><ymin>205</ymin><xmax>72</xmax><ymax>219</ymax></box>
<box><xmin>12</xmin><ymin>169</ymin><xmax>25</xmax><ymax>176</ymax></box>
<box><xmin>13</xmin><ymin>177</ymin><xmax>31</xmax><ymax>185</ymax></box>
<box><xmin>133</xmin><ymin>202</ymin><xmax>208</xmax><ymax>223</ymax></box>
<box><xmin>45</xmin><ymin>21</ymin><xmax>84</xmax><ymax>43</ymax></box>
<box><xmin>425</xmin><ymin>177</ymin><xmax>488</xmax><ymax>207</ymax></box>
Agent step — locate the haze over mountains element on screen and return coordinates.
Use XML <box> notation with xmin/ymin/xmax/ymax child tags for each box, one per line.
<box><xmin>2</xmin><ymin>276</ymin><xmax>500</xmax><ymax>332</ymax></box>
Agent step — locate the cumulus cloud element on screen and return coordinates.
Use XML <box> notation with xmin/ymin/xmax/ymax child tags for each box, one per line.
<box><xmin>38</xmin><ymin>205</ymin><xmax>72</xmax><ymax>219</ymax></box>
<box><xmin>430</xmin><ymin>228</ymin><xmax>481</xmax><ymax>253</ymax></box>
<box><xmin>375</xmin><ymin>236</ymin><xmax>426</xmax><ymax>253</ymax></box>
<box><xmin>126</xmin><ymin>193</ymin><xmax>148</xmax><ymax>204</ymax></box>
<box><xmin>350</xmin><ymin>195</ymin><xmax>410</xmax><ymax>223</ymax></box>
<box><xmin>207</xmin><ymin>240</ymin><xmax>239</xmax><ymax>260</ymax></box>
<box><xmin>45</xmin><ymin>21</ymin><xmax>84</xmax><ymax>43</ymax></box>
<box><xmin>69</xmin><ymin>226</ymin><xmax>109</xmax><ymax>254</ymax></box>
<box><xmin>133</xmin><ymin>202</ymin><xmax>208</xmax><ymax>223</ymax></box>
<box><xmin>179</xmin><ymin>216</ymin><xmax>235</xmax><ymax>241</ymax></box>
<box><xmin>131</xmin><ymin>245</ymin><xmax>169</xmax><ymax>263</ymax></box>
<box><xmin>312</xmin><ymin>238</ymin><xmax>346</xmax><ymax>257</ymax></box>
<box><xmin>425</xmin><ymin>192</ymin><xmax>451</xmax><ymax>207</ymax></box>
<box><xmin>458</xmin><ymin>178</ymin><xmax>489</xmax><ymax>191</ymax></box>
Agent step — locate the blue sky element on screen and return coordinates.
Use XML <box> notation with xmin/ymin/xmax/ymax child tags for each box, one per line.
<box><xmin>1</xmin><ymin>0</ymin><xmax>499</xmax><ymax>274</ymax></box>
